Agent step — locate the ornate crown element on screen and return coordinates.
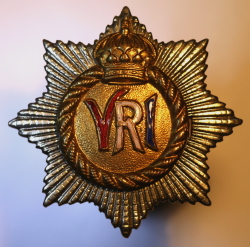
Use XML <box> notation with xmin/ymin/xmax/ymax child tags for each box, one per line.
<box><xmin>93</xmin><ymin>20</ymin><xmax>157</xmax><ymax>82</ymax></box>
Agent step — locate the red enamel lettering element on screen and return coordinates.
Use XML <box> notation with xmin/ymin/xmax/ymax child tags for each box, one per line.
<box><xmin>85</xmin><ymin>89</ymin><xmax>127</xmax><ymax>150</ymax></box>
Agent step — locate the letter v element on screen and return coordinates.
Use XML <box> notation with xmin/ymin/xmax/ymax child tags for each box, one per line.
<box><xmin>84</xmin><ymin>89</ymin><xmax>128</xmax><ymax>150</ymax></box>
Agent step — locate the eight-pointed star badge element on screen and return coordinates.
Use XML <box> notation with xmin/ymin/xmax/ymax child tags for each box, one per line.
<box><xmin>9</xmin><ymin>6</ymin><xmax>242</xmax><ymax>237</ymax></box>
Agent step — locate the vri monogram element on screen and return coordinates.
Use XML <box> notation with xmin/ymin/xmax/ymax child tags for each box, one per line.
<box><xmin>85</xmin><ymin>89</ymin><xmax>157</xmax><ymax>154</ymax></box>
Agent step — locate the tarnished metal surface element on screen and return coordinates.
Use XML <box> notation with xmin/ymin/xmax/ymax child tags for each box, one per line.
<box><xmin>9</xmin><ymin>6</ymin><xmax>242</xmax><ymax>238</ymax></box>
<box><xmin>74</xmin><ymin>83</ymin><xmax>171</xmax><ymax>173</ymax></box>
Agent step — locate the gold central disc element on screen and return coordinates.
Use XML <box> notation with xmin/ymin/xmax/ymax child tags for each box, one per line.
<box><xmin>75</xmin><ymin>81</ymin><xmax>171</xmax><ymax>174</ymax></box>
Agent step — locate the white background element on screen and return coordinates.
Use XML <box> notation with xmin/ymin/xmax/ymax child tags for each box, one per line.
<box><xmin>1</xmin><ymin>0</ymin><xmax>249</xmax><ymax>246</ymax></box>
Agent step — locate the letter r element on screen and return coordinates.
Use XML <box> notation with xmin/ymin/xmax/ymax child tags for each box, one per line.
<box><xmin>114</xmin><ymin>100</ymin><xmax>144</xmax><ymax>154</ymax></box>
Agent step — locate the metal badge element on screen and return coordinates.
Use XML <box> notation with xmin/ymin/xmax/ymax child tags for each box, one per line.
<box><xmin>9</xmin><ymin>7</ymin><xmax>242</xmax><ymax>237</ymax></box>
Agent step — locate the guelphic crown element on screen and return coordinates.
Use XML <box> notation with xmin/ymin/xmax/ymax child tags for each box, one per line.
<box><xmin>93</xmin><ymin>19</ymin><xmax>157</xmax><ymax>82</ymax></box>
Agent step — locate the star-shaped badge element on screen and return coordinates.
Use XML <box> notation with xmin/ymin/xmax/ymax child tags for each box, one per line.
<box><xmin>9</xmin><ymin>6</ymin><xmax>242</xmax><ymax>237</ymax></box>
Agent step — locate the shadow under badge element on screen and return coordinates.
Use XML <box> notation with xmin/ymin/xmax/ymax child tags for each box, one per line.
<box><xmin>9</xmin><ymin>6</ymin><xmax>242</xmax><ymax>237</ymax></box>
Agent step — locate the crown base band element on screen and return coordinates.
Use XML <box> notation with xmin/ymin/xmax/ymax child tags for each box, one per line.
<box><xmin>104</xmin><ymin>69</ymin><xmax>146</xmax><ymax>82</ymax></box>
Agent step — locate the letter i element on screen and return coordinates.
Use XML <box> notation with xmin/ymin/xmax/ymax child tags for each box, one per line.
<box><xmin>145</xmin><ymin>94</ymin><xmax>157</xmax><ymax>150</ymax></box>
